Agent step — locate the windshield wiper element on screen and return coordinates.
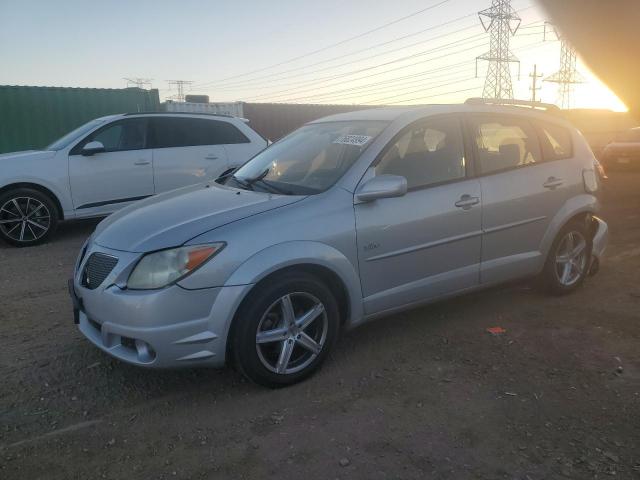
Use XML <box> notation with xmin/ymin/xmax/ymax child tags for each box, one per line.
<box><xmin>253</xmin><ymin>178</ymin><xmax>292</xmax><ymax>195</ymax></box>
<box><xmin>246</xmin><ymin>168</ymin><xmax>270</xmax><ymax>186</ymax></box>
<box><xmin>232</xmin><ymin>168</ymin><xmax>293</xmax><ymax>195</ymax></box>
<box><xmin>230</xmin><ymin>174</ymin><xmax>254</xmax><ymax>190</ymax></box>
<box><xmin>249</xmin><ymin>169</ymin><xmax>294</xmax><ymax>195</ymax></box>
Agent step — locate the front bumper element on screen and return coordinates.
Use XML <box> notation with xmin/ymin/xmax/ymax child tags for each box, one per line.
<box><xmin>591</xmin><ymin>215</ymin><xmax>608</xmax><ymax>261</ymax></box>
<box><xmin>71</xmin><ymin>242</ymin><xmax>253</xmax><ymax>368</ymax></box>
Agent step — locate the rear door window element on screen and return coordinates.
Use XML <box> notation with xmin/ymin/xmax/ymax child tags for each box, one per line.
<box><xmin>150</xmin><ymin>117</ymin><xmax>249</xmax><ymax>148</ymax></box>
<box><xmin>470</xmin><ymin>116</ymin><xmax>542</xmax><ymax>175</ymax></box>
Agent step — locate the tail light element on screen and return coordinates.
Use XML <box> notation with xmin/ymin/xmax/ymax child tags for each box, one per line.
<box><xmin>583</xmin><ymin>168</ymin><xmax>599</xmax><ymax>193</ymax></box>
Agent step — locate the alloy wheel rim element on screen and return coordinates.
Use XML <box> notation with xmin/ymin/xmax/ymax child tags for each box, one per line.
<box><xmin>255</xmin><ymin>292</ymin><xmax>328</xmax><ymax>375</ymax></box>
<box><xmin>0</xmin><ymin>196</ymin><xmax>51</xmax><ymax>243</ymax></box>
<box><xmin>555</xmin><ymin>231</ymin><xmax>588</xmax><ymax>286</ymax></box>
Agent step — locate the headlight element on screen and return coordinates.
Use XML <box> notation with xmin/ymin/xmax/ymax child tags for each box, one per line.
<box><xmin>127</xmin><ymin>243</ymin><xmax>224</xmax><ymax>290</ymax></box>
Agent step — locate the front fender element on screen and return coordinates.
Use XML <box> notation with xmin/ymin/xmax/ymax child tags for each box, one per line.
<box><xmin>224</xmin><ymin>241</ymin><xmax>364</xmax><ymax>327</ymax></box>
<box><xmin>1</xmin><ymin>175</ymin><xmax>73</xmax><ymax>217</ymax></box>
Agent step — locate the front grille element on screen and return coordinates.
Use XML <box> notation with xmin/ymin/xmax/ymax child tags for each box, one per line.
<box><xmin>82</xmin><ymin>253</ymin><xmax>118</xmax><ymax>290</ymax></box>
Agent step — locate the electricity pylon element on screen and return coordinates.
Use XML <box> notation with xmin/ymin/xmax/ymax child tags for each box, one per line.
<box><xmin>529</xmin><ymin>64</ymin><xmax>542</xmax><ymax>102</ymax></box>
<box><xmin>476</xmin><ymin>0</ymin><xmax>521</xmax><ymax>99</ymax></box>
<box><xmin>166</xmin><ymin>80</ymin><xmax>194</xmax><ymax>102</ymax></box>
<box><xmin>124</xmin><ymin>78</ymin><xmax>153</xmax><ymax>89</ymax></box>
<box><xmin>544</xmin><ymin>31</ymin><xmax>584</xmax><ymax>109</ymax></box>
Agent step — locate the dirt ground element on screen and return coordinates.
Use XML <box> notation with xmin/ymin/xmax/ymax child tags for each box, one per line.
<box><xmin>1</xmin><ymin>173</ymin><xmax>639</xmax><ymax>480</ymax></box>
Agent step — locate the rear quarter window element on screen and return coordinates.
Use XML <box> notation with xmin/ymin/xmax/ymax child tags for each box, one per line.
<box><xmin>214</xmin><ymin>121</ymin><xmax>250</xmax><ymax>144</ymax></box>
<box><xmin>533</xmin><ymin>120</ymin><xmax>573</xmax><ymax>161</ymax></box>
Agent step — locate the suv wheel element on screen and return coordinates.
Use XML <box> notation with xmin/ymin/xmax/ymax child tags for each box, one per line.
<box><xmin>232</xmin><ymin>272</ymin><xmax>340</xmax><ymax>387</ymax></box>
<box><xmin>540</xmin><ymin>219</ymin><xmax>592</xmax><ymax>295</ymax></box>
<box><xmin>0</xmin><ymin>188</ymin><xmax>59</xmax><ymax>247</ymax></box>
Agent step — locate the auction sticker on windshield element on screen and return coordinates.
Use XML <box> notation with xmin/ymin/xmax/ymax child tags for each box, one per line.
<box><xmin>333</xmin><ymin>135</ymin><xmax>372</xmax><ymax>147</ymax></box>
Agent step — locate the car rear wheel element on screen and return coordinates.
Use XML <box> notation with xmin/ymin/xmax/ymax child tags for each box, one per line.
<box><xmin>540</xmin><ymin>219</ymin><xmax>592</xmax><ymax>295</ymax></box>
<box><xmin>0</xmin><ymin>188</ymin><xmax>59</xmax><ymax>247</ymax></box>
<box><xmin>232</xmin><ymin>272</ymin><xmax>340</xmax><ymax>387</ymax></box>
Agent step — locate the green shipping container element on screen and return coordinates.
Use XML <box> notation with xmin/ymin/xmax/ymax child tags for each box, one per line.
<box><xmin>0</xmin><ymin>85</ymin><xmax>160</xmax><ymax>154</ymax></box>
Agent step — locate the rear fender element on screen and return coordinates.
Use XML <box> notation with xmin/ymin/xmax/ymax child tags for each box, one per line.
<box><xmin>540</xmin><ymin>193</ymin><xmax>599</xmax><ymax>261</ymax></box>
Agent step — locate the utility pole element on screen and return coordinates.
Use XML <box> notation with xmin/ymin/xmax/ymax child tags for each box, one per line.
<box><xmin>476</xmin><ymin>0</ymin><xmax>521</xmax><ymax>99</ymax></box>
<box><xmin>166</xmin><ymin>80</ymin><xmax>194</xmax><ymax>102</ymax></box>
<box><xmin>543</xmin><ymin>25</ymin><xmax>583</xmax><ymax>109</ymax></box>
<box><xmin>529</xmin><ymin>64</ymin><xmax>542</xmax><ymax>102</ymax></box>
<box><xmin>123</xmin><ymin>78</ymin><xmax>153</xmax><ymax>89</ymax></box>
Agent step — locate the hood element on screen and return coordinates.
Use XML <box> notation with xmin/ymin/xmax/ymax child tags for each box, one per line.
<box><xmin>93</xmin><ymin>183</ymin><xmax>306</xmax><ymax>252</ymax></box>
<box><xmin>0</xmin><ymin>150</ymin><xmax>56</xmax><ymax>161</ymax></box>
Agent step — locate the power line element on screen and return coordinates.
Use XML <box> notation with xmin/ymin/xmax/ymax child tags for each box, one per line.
<box><xmin>372</xmin><ymin>85</ymin><xmax>483</xmax><ymax>105</ymax></box>
<box><xmin>299</xmin><ymin>69</ymin><xmax>477</xmax><ymax>105</ymax></box>
<box><xmin>212</xmin><ymin>9</ymin><xmax>539</xmax><ymax>106</ymax></box>
<box><xmin>365</xmin><ymin>76</ymin><xmax>479</xmax><ymax>105</ymax></box>
<box><xmin>244</xmin><ymin>34</ymin><xmax>490</xmax><ymax>102</ymax></box>
<box><xmin>280</xmin><ymin>62</ymin><xmax>475</xmax><ymax>103</ymax></box>
<box><xmin>253</xmin><ymin>16</ymin><xmax>544</xmax><ymax>104</ymax></box>
<box><xmin>356</xmin><ymin>39</ymin><xmax>546</xmax><ymax>106</ymax></box>
<box><xmin>192</xmin><ymin>0</ymin><xmax>453</xmax><ymax>88</ymax></box>
<box><xmin>255</xmin><ymin>34</ymin><xmax>545</xmax><ymax>106</ymax></box>
<box><xmin>194</xmin><ymin>12</ymin><xmax>480</xmax><ymax>90</ymax></box>
<box><xmin>212</xmin><ymin>27</ymin><xmax>487</xmax><ymax>93</ymax></box>
<box><xmin>195</xmin><ymin>4</ymin><xmax>538</xmax><ymax>92</ymax></box>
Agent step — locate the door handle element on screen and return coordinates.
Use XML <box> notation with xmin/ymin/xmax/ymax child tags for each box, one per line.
<box><xmin>205</xmin><ymin>155</ymin><xmax>219</xmax><ymax>160</ymax></box>
<box><xmin>543</xmin><ymin>177</ymin><xmax>564</xmax><ymax>189</ymax></box>
<box><xmin>134</xmin><ymin>160</ymin><xmax>150</xmax><ymax>166</ymax></box>
<box><xmin>455</xmin><ymin>194</ymin><xmax>480</xmax><ymax>209</ymax></box>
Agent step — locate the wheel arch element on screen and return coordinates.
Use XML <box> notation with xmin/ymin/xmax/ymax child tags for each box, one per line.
<box><xmin>225</xmin><ymin>262</ymin><xmax>353</xmax><ymax>369</ymax></box>
<box><xmin>220</xmin><ymin>241</ymin><xmax>364</xmax><ymax>365</ymax></box>
<box><xmin>0</xmin><ymin>182</ymin><xmax>65</xmax><ymax>220</ymax></box>
<box><xmin>540</xmin><ymin>194</ymin><xmax>598</xmax><ymax>262</ymax></box>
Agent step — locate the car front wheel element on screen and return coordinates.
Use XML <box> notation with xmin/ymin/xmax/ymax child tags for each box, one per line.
<box><xmin>232</xmin><ymin>272</ymin><xmax>340</xmax><ymax>387</ymax></box>
<box><xmin>0</xmin><ymin>188</ymin><xmax>59</xmax><ymax>247</ymax></box>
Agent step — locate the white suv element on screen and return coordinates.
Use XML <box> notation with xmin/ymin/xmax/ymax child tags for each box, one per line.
<box><xmin>0</xmin><ymin>113</ymin><xmax>268</xmax><ymax>246</ymax></box>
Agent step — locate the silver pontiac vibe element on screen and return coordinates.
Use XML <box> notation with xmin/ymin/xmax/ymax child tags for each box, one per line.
<box><xmin>71</xmin><ymin>101</ymin><xmax>609</xmax><ymax>387</ymax></box>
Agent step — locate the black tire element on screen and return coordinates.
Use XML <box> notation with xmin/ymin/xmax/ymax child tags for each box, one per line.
<box><xmin>0</xmin><ymin>188</ymin><xmax>59</xmax><ymax>247</ymax></box>
<box><xmin>539</xmin><ymin>219</ymin><xmax>592</xmax><ymax>295</ymax></box>
<box><xmin>232</xmin><ymin>271</ymin><xmax>340</xmax><ymax>388</ymax></box>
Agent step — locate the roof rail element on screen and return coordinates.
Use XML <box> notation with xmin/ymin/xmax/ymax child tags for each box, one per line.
<box><xmin>465</xmin><ymin>98</ymin><xmax>562</xmax><ymax>114</ymax></box>
<box><xmin>124</xmin><ymin>111</ymin><xmax>235</xmax><ymax>118</ymax></box>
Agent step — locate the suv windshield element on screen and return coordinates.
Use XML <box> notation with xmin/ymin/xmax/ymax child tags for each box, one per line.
<box><xmin>229</xmin><ymin>120</ymin><xmax>388</xmax><ymax>194</ymax></box>
<box><xmin>615</xmin><ymin>128</ymin><xmax>640</xmax><ymax>143</ymax></box>
<box><xmin>46</xmin><ymin>118</ymin><xmax>109</xmax><ymax>151</ymax></box>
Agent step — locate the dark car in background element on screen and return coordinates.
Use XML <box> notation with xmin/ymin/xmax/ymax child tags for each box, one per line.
<box><xmin>601</xmin><ymin>127</ymin><xmax>640</xmax><ymax>170</ymax></box>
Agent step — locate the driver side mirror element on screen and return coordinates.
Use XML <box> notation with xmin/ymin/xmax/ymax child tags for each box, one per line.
<box><xmin>356</xmin><ymin>174</ymin><xmax>408</xmax><ymax>202</ymax></box>
<box><xmin>81</xmin><ymin>141</ymin><xmax>105</xmax><ymax>156</ymax></box>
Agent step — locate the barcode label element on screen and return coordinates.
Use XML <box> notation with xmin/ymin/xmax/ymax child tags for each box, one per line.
<box><xmin>332</xmin><ymin>135</ymin><xmax>372</xmax><ymax>147</ymax></box>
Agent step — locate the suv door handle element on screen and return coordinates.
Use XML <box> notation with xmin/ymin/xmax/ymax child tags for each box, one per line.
<box><xmin>134</xmin><ymin>160</ymin><xmax>150</xmax><ymax>166</ymax></box>
<box><xmin>205</xmin><ymin>155</ymin><xmax>219</xmax><ymax>160</ymax></box>
<box><xmin>543</xmin><ymin>177</ymin><xmax>564</xmax><ymax>189</ymax></box>
<box><xmin>455</xmin><ymin>194</ymin><xmax>480</xmax><ymax>209</ymax></box>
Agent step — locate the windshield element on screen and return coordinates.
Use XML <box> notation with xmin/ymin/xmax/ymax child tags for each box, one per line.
<box><xmin>230</xmin><ymin>120</ymin><xmax>388</xmax><ymax>194</ymax></box>
<box><xmin>615</xmin><ymin>128</ymin><xmax>640</xmax><ymax>143</ymax></box>
<box><xmin>46</xmin><ymin>118</ymin><xmax>108</xmax><ymax>150</ymax></box>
